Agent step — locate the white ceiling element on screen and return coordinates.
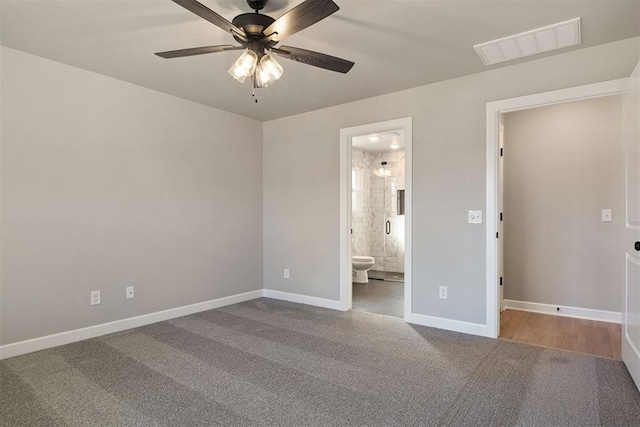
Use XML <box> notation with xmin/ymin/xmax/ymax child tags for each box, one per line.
<box><xmin>1</xmin><ymin>0</ymin><xmax>638</xmax><ymax>121</ymax></box>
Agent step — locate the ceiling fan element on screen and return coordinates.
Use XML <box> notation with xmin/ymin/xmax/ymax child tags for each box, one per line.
<box><xmin>155</xmin><ymin>0</ymin><xmax>355</xmax><ymax>88</ymax></box>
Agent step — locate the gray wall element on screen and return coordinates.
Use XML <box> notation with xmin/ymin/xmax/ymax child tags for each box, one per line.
<box><xmin>0</xmin><ymin>47</ymin><xmax>263</xmax><ymax>345</ymax></box>
<box><xmin>263</xmin><ymin>37</ymin><xmax>639</xmax><ymax>325</ymax></box>
<box><xmin>503</xmin><ymin>96</ymin><xmax>624</xmax><ymax>312</ymax></box>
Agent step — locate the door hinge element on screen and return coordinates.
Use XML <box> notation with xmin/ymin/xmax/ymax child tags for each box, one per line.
<box><xmin>500</xmin><ymin>212</ymin><xmax>503</xmax><ymax>221</ymax></box>
<box><xmin>350</xmin><ymin>228</ymin><xmax>353</xmax><ymax>235</ymax></box>
<box><xmin>500</xmin><ymin>147</ymin><xmax>503</xmax><ymax>157</ymax></box>
<box><xmin>496</xmin><ymin>232</ymin><xmax>499</xmax><ymax>239</ymax></box>
<box><xmin>500</xmin><ymin>277</ymin><xmax>503</xmax><ymax>286</ymax></box>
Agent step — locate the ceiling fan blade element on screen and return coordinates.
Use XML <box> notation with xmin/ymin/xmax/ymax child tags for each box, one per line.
<box><xmin>155</xmin><ymin>45</ymin><xmax>244</xmax><ymax>59</ymax></box>
<box><xmin>273</xmin><ymin>46</ymin><xmax>354</xmax><ymax>73</ymax></box>
<box><xmin>264</xmin><ymin>0</ymin><xmax>339</xmax><ymax>43</ymax></box>
<box><xmin>171</xmin><ymin>0</ymin><xmax>247</xmax><ymax>42</ymax></box>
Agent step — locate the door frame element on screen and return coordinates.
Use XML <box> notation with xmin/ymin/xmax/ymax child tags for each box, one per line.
<box><xmin>485</xmin><ymin>79</ymin><xmax>627</xmax><ymax>338</ymax></box>
<box><xmin>339</xmin><ymin>117</ymin><xmax>413</xmax><ymax>317</ymax></box>
<box><xmin>622</xmin><ymin>61</ymin><xmax>640</xmax><ymax>390</ymax></box>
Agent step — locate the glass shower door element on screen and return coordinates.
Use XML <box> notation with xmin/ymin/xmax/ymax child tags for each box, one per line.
<box><xmin>383</xmin><ymin>155</ymin><xmax>405</xmax><ymax>282</ymax></box>
<box><xmin>367</xmin><ymin>160</ymin><xmax>387</xmax><ymax>281</ymax></box>
<box><xmin>368</xmin><ymin>155</ymin><xmax>405</xmax><ymax>282</ymax></box>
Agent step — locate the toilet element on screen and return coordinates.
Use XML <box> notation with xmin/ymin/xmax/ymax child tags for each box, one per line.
<box><xmin>352</xmin><ymin>256</ymin><xmax>375</xmax><ymax>283</ymax></box>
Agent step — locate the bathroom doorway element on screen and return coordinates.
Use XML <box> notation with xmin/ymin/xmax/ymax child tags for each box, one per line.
<box><xmin>339</xmin><ymin>117</ymin><xmax>412</xmax><ymax>319</ymax></box>
<box><xmin>350</xmin><ymin>134</ymin><xmax>406</xmax><ymax>317</ymax></box>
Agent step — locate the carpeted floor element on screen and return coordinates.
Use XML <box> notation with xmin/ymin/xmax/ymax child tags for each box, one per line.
<box><xmin>2</xmin><ymin>298</ymin><xmax>639</xmax><ymax>426</ymax></box>
<box><xmin>352</xmin><ymin>279</ymin><xmax>404</xmax><ymax>318</ymax></box>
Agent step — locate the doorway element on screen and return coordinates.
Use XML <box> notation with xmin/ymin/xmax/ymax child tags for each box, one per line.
<box><xmin>485</xmin><ymin>79</ymin><xmax>628</xmax><ymax>359</ymax></box>
<box><xmin>350</xmin><ymin>133</ymin><xmax>405</xmax><ymax>317</ymax></box>
<box><xmin>498</xmin><ymin>95</ymin><xmax>625</xmax><ymax>360</ymax></box>
<box><xmin>339</xmin><ymin>117</ymin><xmax>413</xmax><ymax>319</ymax></box>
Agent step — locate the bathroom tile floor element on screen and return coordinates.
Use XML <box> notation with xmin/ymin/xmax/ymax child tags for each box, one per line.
<box><xmin>352</xmin><ymin>279</ymin><xmax>404</xmax><ymax>318</ymax></box>
<box><xmin>368</xmin><ymin>271</ymin><xmax>405</xmax><ymax>282</ymax></box>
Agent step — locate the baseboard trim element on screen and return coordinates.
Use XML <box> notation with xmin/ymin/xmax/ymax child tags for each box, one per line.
<box><xmin>262</xmin><ymin>289</ymin><xmax>346</xmax><ymax>311</ymax></box>
<box><xmin>504</xmin><ymin>299</ymin><xmax>621</xmax><ymax>324</ymax></box>
<box><xmin>405</xmin><ymin>312</ymin><xmax>493</xmax><ymax>338</ymax></box>
<box><xmin>0</xmin><ymin>289</ymin><xmax>263</xmax><ymax>360</ymax></box>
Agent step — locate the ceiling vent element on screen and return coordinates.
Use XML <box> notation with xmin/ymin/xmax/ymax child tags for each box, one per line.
<box><xmin>474</xmin><ymin>18</ymin><xmax>581</xmax><ymax>66</ymax></box>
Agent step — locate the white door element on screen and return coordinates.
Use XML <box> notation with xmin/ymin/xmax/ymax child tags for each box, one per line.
<box><xmin>623</xmin><ymin>61</ymin><xmax>640</xmax><ymax>391</ymax></box>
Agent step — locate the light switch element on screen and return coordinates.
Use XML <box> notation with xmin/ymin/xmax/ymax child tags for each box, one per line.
<box><xmin>468</xmin><ymin>210</ymin><xmax>483</xmax><ymax>224</ymax></box>
<box><xmin>601</xmin><ymin>209</ymin><xmax>612</xmax><ymax>222</ymax></box>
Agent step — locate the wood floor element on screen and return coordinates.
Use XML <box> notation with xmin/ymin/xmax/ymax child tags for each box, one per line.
<box><xmin>499</xmin><ymin>309</ymin><xmax>622</xmax><ymax>360</ymax></box>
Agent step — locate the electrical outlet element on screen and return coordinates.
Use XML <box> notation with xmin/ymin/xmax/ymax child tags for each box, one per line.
<box><xmin>439</xmin><ymin>286</ymin><xmax>448</xmax><ymax>299</ymax></box>
<box><xmin>91</xmin><ymin>290</ymin><xmax>101</xmax><ymax>306</ymax></box>
<box><xmin>284</xmin><ymin>268</ymin><xmax>290</xmax><ymax>279</ymax></box>
<box><xmin>126</xmin><ymin>286</ymin><xmax>135</xmax><ymax>299</ymax></box>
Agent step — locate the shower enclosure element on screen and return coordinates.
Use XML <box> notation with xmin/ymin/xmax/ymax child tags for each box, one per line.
<box><xmin>352</xmin><ymin>148</ymin><xmax>405</xmax><ymax>282</ymax></box>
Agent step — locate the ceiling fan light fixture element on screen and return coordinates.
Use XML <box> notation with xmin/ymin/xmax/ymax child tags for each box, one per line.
<box><xmin>255</xmin><ymin>66</ymin><xmax>273</xmax><ymax>88</ymax></box>
<box><xmin>255</xmin><ymin>54</ymin><xmax>284</xmax><ymax>87</ymax></box>
<box><xmin>228</xmin><ymin>49</ymin><xmax>258</xmax><ymax>82</ymax></box>
<box><xmin>157</xmin><ymin>0</ymin><xmax>354</xmax><ymax>90</ymax></box>
<box><xmin>262</xmin><ymin>54</ymin><xmax>284</xmax><ymax>80</ymax></box>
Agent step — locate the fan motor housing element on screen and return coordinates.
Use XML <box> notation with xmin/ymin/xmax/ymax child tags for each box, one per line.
<box><xmin>232</xmin><ymin>13</ymin><xmax>275</xmax><ymax>42</ymax></box>
<box><xmin>246</xmin><ymin>0</ymin><xmax>267</xmax><ymax>11</ymax></box>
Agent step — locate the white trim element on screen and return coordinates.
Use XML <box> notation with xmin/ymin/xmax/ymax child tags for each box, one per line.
<box><xmin>262</xmin><ymin>289</ymin><xmax>344</xmax><ymax>311</ymax></box>
<box><xmin>625</xmin><ymin>254</ymin><xmax>640</xmax><ymax>358</ymax></box>
<box><xmin>405</xmin><ymin>313</ymin><xmax>492</xmax><ymax>338</ymax></box>
<box><xmin>486</xmin><ymin>78</ymin><xmax>627</xmax><ymax>339</ymax></box>
<box><xmin>624</xmin><ymin>330</ymin><xmax>640</xmax><ymax>365</ymax></box>
<box><xmin>339</xmin><ymin>124</ymin><xmax>352</xmax><ymax>312</ymax></box>
<box><xmin>339</xmin><ymin>117</ymin><xmax>413</xmax><ymax>316</ymax></box>
<box><xmin>486</xmin><ymin>79</ymin><xmax>627</xmax><ymax>114</ymax></box>
<box><xmin>0</xmin><ymin>289</ymin><xmax>263</xmax><ymax>360</ymax></box>
<box><xmin>504</xmin><ymin>300</ymin><xmax>622</xmax><ymax>324</ymax></box>
<box><xmin>404</xmin><ymin>120</ymin><xmax>413</xmax><ymax>320</ymax></box>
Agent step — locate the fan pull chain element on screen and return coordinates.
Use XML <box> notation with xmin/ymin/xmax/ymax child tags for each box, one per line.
<box><xmin>251</xmin><ymin>74</ymin><xmax>258</xmax><ymax>103</ymax></box>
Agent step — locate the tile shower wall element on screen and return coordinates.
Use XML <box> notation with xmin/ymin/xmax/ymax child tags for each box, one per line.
<box><xmin>352</xmin><ymin>149</ymin><xmax>371</xmax><ymax>258</ymax></box>
<box><xmin>352</xmin><ymin>148</ymin><xmax>405</xmax><ymax>273</ymax></box>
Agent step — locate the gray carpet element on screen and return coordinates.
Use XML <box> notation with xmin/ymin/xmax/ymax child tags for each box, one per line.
<box><xmin>352</xmin><ymin>279</ymin><xmax>404</xmax><ymax>318</ymax></box>
<box><xmin>1</xmin><ymin>298</ymin><xmax>639</xmax><ymax>426</ymax></box>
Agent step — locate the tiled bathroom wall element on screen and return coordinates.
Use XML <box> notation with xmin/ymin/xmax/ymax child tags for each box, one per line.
<box><xmin>351</xmin><ymin>149</ymin><xmax>371</xmax><ymax>258</ymax></box>
<box><xmin>352</xmin><ymin>148</ymin><xmax>405</xmax><ymax>273</ymax></box>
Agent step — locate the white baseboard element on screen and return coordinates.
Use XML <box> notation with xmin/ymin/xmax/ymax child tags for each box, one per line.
<box><xmin>504</xmin><ymin>299</ymin><xmax>621</xmax><ymax>324</ymax></box>
<box><xmin>262</xmin><ymin>289</ymin><xmax>346</xmax><ymax>311</ymax></box>
<box><xmin>405</xmin><ymin>312</ymin><xmax>492</xmax><ymax>338</ymax></box>
<box><xmin>0</xmin><ymin>289</ymin><xmax>263</xmax><ymax>360</ymax></box>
